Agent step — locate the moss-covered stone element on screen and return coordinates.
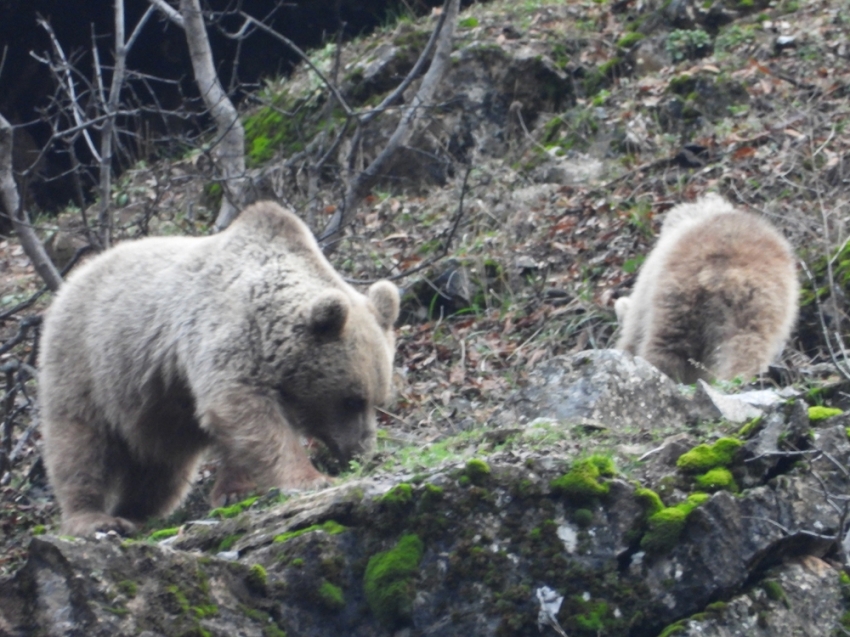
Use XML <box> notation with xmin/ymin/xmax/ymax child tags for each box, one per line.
<box><xmin>808</xmin><ymin>405</ymin><xmax>843</xmax><ymax>421</ymax></box>
<box><xmin>676</xmin><ymin>438</ymin><xmax>742</xmax><ymax>473</ymax></box>
<box><xmin>381</xmin><ymin>483</ymin><xmax>414</xmax><ymax>507</ymax></box>
<box><xmin>551</xmin><ymin>456</ymin><xmax>615</xmax><ymax>503</ymax></box>
<box><xmin>210</xmin><ymin>495</ymin><xmax>259</xmax><ymax>519</ymax></box>
<box><xmin>737</xmin><ymin>415</ymin><xmax>763</xmax><ymax>438</ymax></box>
<box><xmin>117</xmin><ymin>580</ymin><xmax>138</xmax><ymax>598</ymax></box>
<box><xmin>364</xmin><ymin>533</ymin><xmax>424</xmax><ymax>628</ymax></box>
<box><xmin>217</xmin><ymin>532</ymin><xmax>244</xmax><ymax>553</ymax></box>
<box><xmin>635</xmin><ymin>487</ymin><xmax>665</xmax><ymax>515</ymax></box>
<box><xmin>148</xmin><ymin>527</ymin><xmax>180</xmax><ymax>541</ymax></box>
<box><xmin>318</xmin><ymin>580</ymin><xmax>345</xmax><ymax>611</ymax></box>
<box><xmin>464</xmin><ymin>458</ymin><xmax>491</xmax><ymax>486</ymax></box>
<box><xmin>694</xmin><ymin>467</ymin><xmax>738</xmax><ymax>492</ymax></box>
<box><xmin>246</xmin><ymin>564</ymin><xmax>267</xmax><ymax>594</ymax></box>
<box><xmin>640</xmin><ymin>493</ymin><xmax>709</xmax><ymax>553</ymax></box>
<box><xmin>273</xmin><ymin>520</ymin><xmax>347</xmax><ymax>543</ymax></box>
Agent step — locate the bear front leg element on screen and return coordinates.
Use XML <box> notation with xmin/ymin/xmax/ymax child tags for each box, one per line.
<box><xmin>202</xmin><ymin>391</ymin><xmax>331</xmax><ymax>506</ymax></box>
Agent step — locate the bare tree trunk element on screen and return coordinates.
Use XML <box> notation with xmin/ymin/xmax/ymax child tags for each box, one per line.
<box><xmin>95</xmin><ymin>0</ymin><xmax>127</xmax><ymax>249</ymax></box>
<box><xmin>178</xmin><ymin>0</ymin><xmax>246</xmax><ymax>231</ymax></box>
<box><xmin>0</xmin><ymin>115</ymin><xmax>63</xmax><ymax>291</ymax></box>
<box><xmin>319</xmin><ymin>0</ymin><xmax>459</xmax><ymax>251</ymax></box>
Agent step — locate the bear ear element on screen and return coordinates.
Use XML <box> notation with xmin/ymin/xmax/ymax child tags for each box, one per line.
<box><xmin>368</xmin><ymin>281</ymin><xmax>400</xmax><ymax>330</ymax></box>
<box><xmin>309</xmin><ymin>291</ymin><xmax>350</xmax><ymax>337</ymax></box>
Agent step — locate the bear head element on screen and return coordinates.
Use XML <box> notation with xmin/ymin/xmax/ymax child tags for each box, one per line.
<box><xmin>277</xmin><ymin>280</ymin><xmax>400</xmax><ymax>465</ymax></box>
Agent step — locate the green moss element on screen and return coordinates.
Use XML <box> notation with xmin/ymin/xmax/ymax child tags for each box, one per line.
<box><xmin>458</xmin><ymin>16</ymin><xmax>479</xmax><ymax>28</ymax></box>
<box><xmin>694</xmin><ymin>467</ymin><xmax>738</xmax><ymax>492</ymax></box>
<box><xmin>464</xmin><ymin>458</ymin><xmax>491</xmax><ymax>485</ymax></box>
<box><xmin>193</xmin><ymin>604</ymin><xmax>218</xmax><ymax>619</ymax></box>
<box><xmin>616</xmin><ymin>32</ymin><xmax>644</xmax><ymax>48</ymax></box>
<box><xmin>808</xmin><ymin>406</ymin><xmax>843</xmax><ymax>421</ymax></box>
<box><xmin>318</xmin><ymin>580</ymin><xmax>345</xmax><ymax>611</ymax></box>
<box><xmin>635</xmin><ymin>487</ymin><xmax>665</xmax><ymax>515</ymax></box>
<box><xmin>263</xmin><ymin>625</ymin><xmax>288</xmax><ymax>637</ymax></box>
<box><xmin>575</xmin><ymin>600</ymin><xmax>610</xmax><ymax>631</ymax></box>
<box><xmin>118</xmin><ymin>580</ymin><xmax>138</xmax><ymax>598</ymax></box>
<box><xmin>210</xmin><ymin>495</ymin><xmax>259</xmax><ymax>519</ymax></box>
<box><xmin>102</xmin><ymin>605</ymin><xmax>130</xmax><ymax>616</ymax></box>
<box><xmin>290</xmin><ymin>558</ymin><xmax>304</xmax><ymax>568</ymax></box>
<box><xmin>167</xmin><ymin>585</ymin><xmax>191</xmax><ymax>613</ymax></box>
<box><xmin>31</xmin><ymin>525</ymin><xmax>46</xmax><ymax>536</ymax></box>
<box><xmin>382</xmin><ymin>483</ymin><xmax>414</xmax><ymax>507</ymax></box>
<box><xmin>640</xmin><ymin>494</ymin><xmax>708</xmax><ymax>553</ymax></box>
<box><xmin>217</xmin><ymin>532</ymin><xmax>244</xmax><ymax>552</ymax></box>
<box><xmin>273</xmin><ymin>520</ymin><xmax>347</xmax><ymax>543</ymax></box>
<box><xmin>572</xmin><ymin>508</ymin><xmax>594</xmax><ymax>528</ymax></box>
<box><xmin>658</xmin><ymin>619</ymin><xmax>687</xmax><ymax>636</ymax></box>
<box><xmin>364</xmin><ymin>533</ymin><xmax>424</xmax><ymax>627</ymax></box>
<box><xmin>761</xmin><ymin>579</ymin><xmax>790</xmax><ymax>607</ymax></box>
<box><xmin>551</xmin><ymin>456</ymin><xmax>615</xmax><ymax>503</ymax></box>
<box><xmin>149</xmin><ymin>527</ymin><xmax>180</xmax><ymax>541</ymax></box>
<box><xmin>246</xmin><ymin>564</ymin><xmax>267</xmax><ymax>593</ymax></box>
<box><xmin>738</xmin><ymin>416</ymin><xmax>763</xmax><ymax>438</ymax></box>
<box><xmin>705</xmin><ymin>601</ymin><xmax>728</xmax><ymax>613</ymax></box>
<box><xmin>677</xmin><ymin>438</ymin><xmax>743</xmax><ymax>473</ymax></box>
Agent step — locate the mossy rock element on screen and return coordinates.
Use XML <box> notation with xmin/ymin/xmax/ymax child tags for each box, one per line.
<box><xmin>364</xmin><ymin>533</ymin><xmax>424</xmax><ymax>628</ymax></box>
<box><xmin>551</xmin><ymin>455</ymin><xmax>615</xmax><ymax>504</ymax></box>
<box><xmin>677</xmin><ymin>438</ymin><xmax>742</xmax><ymax>473</ymax></box>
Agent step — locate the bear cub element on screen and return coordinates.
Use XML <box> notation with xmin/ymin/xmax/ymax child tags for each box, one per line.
<box><xmin>615</xmin><ymin>193</ymin><xmax>798</xmax><ymax>384</ymax></box>
<box><xmin>40</xmin><ymin>201</ymin><xmax>400</xmax><ymax>536</ymax></box>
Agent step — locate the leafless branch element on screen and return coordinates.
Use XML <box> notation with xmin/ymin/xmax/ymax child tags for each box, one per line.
<box><xmin>319</xmin><ymin>0</ymin><xmax>459</xmax><ymax>250</ymax></box>
<box><xmin>148</xmin><ymin>0</ymin><xmax>185</xmax><ymax>28</ymax></box>
<box><xmin>0</xmin><ymin>115</ymin><xmax>63</xmax><ymax>291</ymax></box>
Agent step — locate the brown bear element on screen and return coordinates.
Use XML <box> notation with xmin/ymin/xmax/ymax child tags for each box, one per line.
<box><xmin>39</xmin><ymin>201</ymin><xmax>400</xmax><ymax>536</ymax></box>
<box><xmin>615</xmin><ymin>193</ymin><xmax>798</xmax><ymax>384</ymax></box>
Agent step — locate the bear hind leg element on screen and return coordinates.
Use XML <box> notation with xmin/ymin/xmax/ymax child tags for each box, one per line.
<box><xmin>45</xmin><ymin>418</ymin><xmax>137</xmax><ymax>536</ymax></box>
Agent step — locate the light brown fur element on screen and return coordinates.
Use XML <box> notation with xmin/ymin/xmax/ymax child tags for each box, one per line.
<box><xmin>40</xmin><ymin>201</ymin><xmax>400</xmax><ymax>536</ymax></box>
<box><xmin>615</xmin><ymin>194</ymin><xmax>798</xmax><ymax>384</ymax></box>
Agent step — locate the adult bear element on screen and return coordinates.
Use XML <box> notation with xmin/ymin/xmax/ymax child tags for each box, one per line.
<box><xmin>615</xmin><ymin>193</ymin><xmax>798</xmax><ymax>384</ymax></box>
<box><xmin>40</xmin><ymin>201</ymin><xmax>400</xmax><ymax>536</ymax></box>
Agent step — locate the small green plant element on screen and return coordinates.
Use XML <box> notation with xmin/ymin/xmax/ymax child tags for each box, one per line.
<box><xmin>714</xmin><ymin>24</ymin><xmax>757</xmax><ymax>53</ymax></box>
<box><xmin>458</xmin><ymin>16</ymin><xmax>479</xmax><ymax>28</ymax></box>
<box><xmin>665</xmin><ymin>29</ymin><xmax>712</xmax><ymax>62</ymax></box>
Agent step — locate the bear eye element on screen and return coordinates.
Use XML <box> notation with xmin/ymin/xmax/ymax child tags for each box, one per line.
<box><xmin>342</xmin><ymin>397</ymin><xmax>367</xmax><ymax>413</ymax></box>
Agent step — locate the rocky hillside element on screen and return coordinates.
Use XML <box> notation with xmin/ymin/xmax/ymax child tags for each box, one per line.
<box><xmin>1</xmin><ymin>0</ymin><xmax>850</xmax><ymax>634</ymax></box>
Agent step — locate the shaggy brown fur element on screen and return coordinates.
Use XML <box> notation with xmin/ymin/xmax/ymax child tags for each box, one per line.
<box><xmin>615</xmin><ymin>194</ymin><xmax>798</xmax><ymax>383</ymax></box>
<box><xmin>40</xmin><ymin>201</ymin><xmax>400</xmax><ymax>536</ymax></box>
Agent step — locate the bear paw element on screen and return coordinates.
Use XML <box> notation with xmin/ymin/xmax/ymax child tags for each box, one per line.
<box><xmin>62</xmin><ymin>512</ymin><xmax>138</xmax><ymax>537</ymax></box>
<box><xmin>280</xmin><ymin>466</ymin><xmax>334</xmax><ymax>492</ymax></box>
